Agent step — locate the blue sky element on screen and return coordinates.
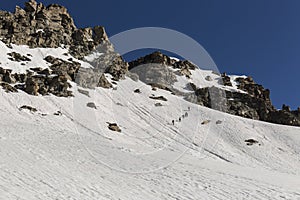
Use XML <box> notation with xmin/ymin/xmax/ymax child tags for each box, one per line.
<box><xmin>1</xmin><ymin>0</ymin><xmax>300</xmax><ymax>109</ymax></box>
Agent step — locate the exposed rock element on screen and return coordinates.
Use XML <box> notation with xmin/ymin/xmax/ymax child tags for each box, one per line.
<box><xmin>8</xmin><ymin>52</ymin><xmax>31</xmax><ymax>62</ymax></box>
<box><xmin>126</xmin><ymin>71</ymin><xmax>139</xmax><ymax>82</ymax></box>
<box><xmin>189</xmin><ymin>82</ymin><xmax>197</xmax><ymax>91</ymax></box>
<box><xmin>107</xmin><ymin>123</ymin><xmax>121</xmax><ymax>132</ymax></box>
<box><xmin>0</xmin><ymin>82</ymin><xmax>18</xmax><ymax>93</ymax></box>
<box><xmin>201</xmin><ymin>120</ymin><xmax>211</xmax><ymax>125</ymax></box>
<box><xmin>3</xmin><ymin>70</ymin><xmax>16</xmax><ymax>84</ymax></box>
<box><xmin>188</xmin><ymin>81</ymin><xmax>300</xmax><ymax>126</ymax></box>
<box><xmin>205</xmin><ymin>75</ymin><xmax>213</xmax><ymax>81</ymax></box>
<box><xmin>149</xmin><ymin>96</ymin><xmax>168</xmax><ymax>101</ymax></box>
<box><xmin>77</xmin><ymin>88</ymin><xmax>90</xmax><ymax>97</ymax></box>
<box><xmin>245</xmin><ymin>139</ymin><xmax>259</xmax><ymax>146</ymax></box>
<box><xmin>87</xmin><ymin>102</ymin><xmax>97</xmax><ymax>109</ymax></box>
<box><xmin>130</xmin><ymin>63</ymin><xmax>177</xmax><ymax>90</ymax></box>
<box><xmin>216</xmin><ymin>120</ymin><xmax>222</xmax><ymax>125</ymax></box>
<box><xmin>82</xmin><ymin>43</ymin><xmax>129</xmax><ymax>81</ymax></box>
<box><xmin>19</xmin><ymin>105</ymin><xmax>37</xmax><ymax>112</ymax></box>
<box><xmin>129</xmin><ymin>52</ymin><xmax>196</xmax><ymax>76</ymax></box>
<box><xmin>134</xmin><ymin>89</ymin><xmax>141</xmax><ymax>93</ymax></box>
<box><xmin>235</xmin><ymin>76</ymin><xmax>270</xmax><ymax>102</ymax></box>
<box><xmin>155</xmin><ymin>103</ymin><xmax>163</xmax><ymax>107</ymax></box>
<box><xmin>282</xmin><ymin>104</ymin><xmax>291</xmax><ymax>112</ymax></box>
<box><xmin>220</xmin><ymin>73</ymin><xmax>232</xmax><ymax>86</ymax></box>
<box><xmin>24</xmin><ymin>77</ymin><xmax>39</xmax><ymax>96</ymax></box>
<box><xmin>54</xmin><ymin>111</ymin><xmax>62</xmax><ymax>116</ymax></box>
<box><xmin>0</xmin><ymin>0</ymin><xmax>109</xmax><ymax>59</ymax></box>
<box><xmin>97</xmin><ymin>74</ymin><xmax>112</xmax><ymax>89</ymax></box>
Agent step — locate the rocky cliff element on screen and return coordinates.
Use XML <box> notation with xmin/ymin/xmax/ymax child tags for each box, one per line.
<box><xmin>0</xmin><ymin>0</ymin><xmax>127</xmax><ymax>96</ymax></box>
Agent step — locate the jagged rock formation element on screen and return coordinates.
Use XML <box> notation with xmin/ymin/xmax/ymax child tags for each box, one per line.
<box><xmin>0</xmin><ymin>0</ymin><xmax>128</xmax><ymax>95</ymax></box>
<box><xmin>0</xmin><ymin>0</ymin><xmax>108</xmax><ymax>59</ymax></box>
<box><xmin>187</xmin><ymin>78</ymin><xmax>300</xmax><ymax>126</ymax></box>
<box><xmin>129</xmin><ymin>51</ymin><xmax>196</xmax><ymax>78</ymax></box>
<box><xmin>0</xmin><ymin>56</ymin><xmax>77</xmax><ymax>97</ymax></box>
<box><xmin>220</xmin><ymin>73</ymin><xmax>233</xmax><ymax>86</ymax></box>
<box><xmin>129</xmin><ymin>51</ymin><xmax>300</xmax><ymax>127</ymax></box>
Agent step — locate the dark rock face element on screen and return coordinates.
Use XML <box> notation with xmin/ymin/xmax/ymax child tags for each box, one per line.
<box><xmin>220</xmin><ymin>73</ymin><xmax>232</xmax><ymax>87</ymax></box>
<box><xmin>0</xmin><ymin>0</ymin><xmax>108</xmax><ymax>59</ymax></box>
<box><xmin>8</xmin><ymin>52</ymin><xmax>31</xmax><ymax>62</ymax></box>
<box><xmin>0</xmin><ymin>62</ymin><xmax>73</xmax><ymax>97</ymax></box>
<box><xmin>188</xmin><ymin>77</ymin><xmax>300</xmax><ymax>127</ymax></box>
<box><xmin>235</xmin><ymin>76</ymin><xmax>271</xmax><ymax>102</ymax></box>
<box><xmin>0</xmin><ymin>0</ymin><xmax>127</xmax><ymax>94</ymax></box>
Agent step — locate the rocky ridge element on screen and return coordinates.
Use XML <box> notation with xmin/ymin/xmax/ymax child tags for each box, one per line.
<box><xmin>0</xmin><ymin>1</ymin><xmax>299</xmax><ymax>127</ymax></box>
<box><xmin>0</xmin><ymin>0</ymin><xmax>127</xmax><ymax>96</ymax></box>
<box><xmin>129</xmin><ymin>51</ymin><xmax>300</xmax><ymax>126</ymax></box>
<box><xmin>0</xmin><ymin>0</ymin><xmax>107</xmax><ymax>59</ymax></box>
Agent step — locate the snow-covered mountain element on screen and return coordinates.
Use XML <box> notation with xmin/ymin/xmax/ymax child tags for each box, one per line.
<box><xmin>0</xmin><ymin>1</ymin><xmax>300</xmax><ymax>200</ymax></box>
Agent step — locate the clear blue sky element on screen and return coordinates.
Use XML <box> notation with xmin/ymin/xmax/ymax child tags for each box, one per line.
<box><xmin>1</xmin><ymin>0</ymin><xmax>300</xmax><ymax>109</ymax></box>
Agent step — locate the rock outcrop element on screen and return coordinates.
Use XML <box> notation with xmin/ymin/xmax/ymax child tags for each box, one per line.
<box><xmin>129</xmin><ymin>51</ymin><xmax>196</xmax><ymax>76</ymax></box>
<box><xmin>0</xmin><ymin>0</ymin><xmax>109</xmax><ymax>59</ymax></box>
<box><xmin>0</xmin><ymin>0</ymin><xmax>127</xmax><ymax>95</ymax></box>
<box><xmin>186</xmin><ymin>77</ymin><xmax>300</xmax><ymax>127</ymax></box>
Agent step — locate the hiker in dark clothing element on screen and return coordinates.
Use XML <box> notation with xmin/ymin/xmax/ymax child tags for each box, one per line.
<box><xmin>172</xmin><ymin>120</ymin><xmax>175</xmax><ymax>125</ymax></box>
<box><xmin>179</xmin><ymin>117</ymin><xmax>181</xmax><ymax>122</ymax></box>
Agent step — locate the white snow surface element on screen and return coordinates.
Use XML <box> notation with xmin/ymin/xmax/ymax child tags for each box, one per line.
<box><xmin>0</xmin><ymin>46</ymin><xmax>300</xmax><ymax>199</ymax></box>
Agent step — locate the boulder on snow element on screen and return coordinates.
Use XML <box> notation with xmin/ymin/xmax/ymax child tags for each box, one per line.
<box><xmin>87</xmin><ymin>102</ymin><xmax>97</xmax><ymax>109</ymax></box>
<box><xmin>19</xmin><ymin>105</ymin><xmax>37</xmax><ymax>112</ymax></box>
<box><xmin>155</xmin><ymin>102</ymin><xmax>163</xmax><ymax>107</ymax></box>
<box><xmin>201</xmin><ymin>120</ymin><xmax>211</xmax><ymax>125</ymax></box>
<box><xmin>149</xmin><ymin>96</ymin><xmax>168</xmax><ymax>101</ymax></box>
<box><xmin>216</xmin><ymin>120</ymin><xmax>223</xmax><ymax>125</ymax></box>
<box><xmin>0</xmin><ymin>82</ymin><xmax>18</xmax><ymax>93</ymax></box>
<box><xmin>134</xmin><ymin>89</ymin><xmax>141</xmax><ymax>93</ymax></box>
<box><xmin>245</xmin><ymin>139</ymin><xmax>259</xmax><ymax>146</ymax></box>
<box><xmin>78</xmin><ymin>88</ymin><xmax>90</xmax><ymax>97</ymax></box>
<box><xmin>107</xmin><ymin>123</ymin><xmax>121</xmax><ymax>132</ymax></box>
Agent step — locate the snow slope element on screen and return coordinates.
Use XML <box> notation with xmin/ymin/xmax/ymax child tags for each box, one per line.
<box><xmin>0</xmin><ymin>44</ymin><xmax>300</xmax><ymax>199</ymax></box>
<box><xmin>1</xmin><ymin>75</ymin><xmax>300</xmax><ymax>199</ymax></box>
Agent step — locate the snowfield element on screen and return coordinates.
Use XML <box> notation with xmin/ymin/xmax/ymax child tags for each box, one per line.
<box><xmin>1</xmin><ymin>75</ymin><xmax>300</xmax><ymax>199</ymax></box>
<box><xmin>0</xmin><ymin>44</ymin><xmax>300</xmax><ymax>199</ymax></box>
